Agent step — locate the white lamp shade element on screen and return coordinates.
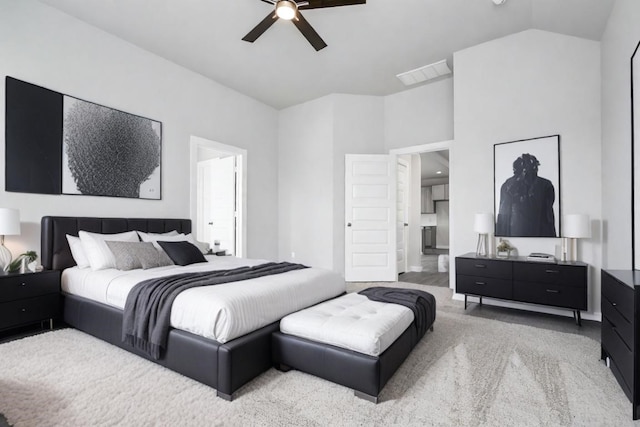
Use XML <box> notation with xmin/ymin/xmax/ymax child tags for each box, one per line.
<box><xmin>0</xmin><ymin>208</ymin><xmax>20</xmax><ymax>235</ymax></box>
<box><xmin>563</xmin><ymin>214</ymin><xmax>590</xmax><ymax>238</ymax></box>
<box><xmin>474</xmin><ymin>213</ymin><xmax>494</xmax><ymax>234</ymax></box>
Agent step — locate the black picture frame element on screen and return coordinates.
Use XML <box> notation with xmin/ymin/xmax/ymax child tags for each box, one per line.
<box><xmin>494</xmin><ymin>135</ymin><xmax>561</xmax><ymax>237</ymax></box>
<box><xmin>5</xmin><ymin>76</ymin><xmax>162</xmax><ymax>200</ymax></box>
<box><xmin>631</xmin><ymin>40</ymin><xmax>640</xmax><ymax>269</ymax></box>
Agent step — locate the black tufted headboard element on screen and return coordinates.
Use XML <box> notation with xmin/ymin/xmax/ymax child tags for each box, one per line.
<box><xmin>41</xmin><ymin>216</ymin><xmax>192</xmax><ymax>271</ymax></box>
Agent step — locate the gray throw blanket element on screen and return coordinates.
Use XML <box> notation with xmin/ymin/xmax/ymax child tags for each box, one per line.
<box><xmin>123</xmin><ymin>262</ymin><xmax>308</xmax><ymax>359</ymax></box>
<box><xmin>358</xmin><ymin>287</ymin><xmax>436</xmax><ymax>341</ymax></box>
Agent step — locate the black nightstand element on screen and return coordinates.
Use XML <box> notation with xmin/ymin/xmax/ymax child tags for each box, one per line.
<box><xmin>0</xmin><ymin>270</ymin><xmax>60</xmax><ymax>333</ymax></box>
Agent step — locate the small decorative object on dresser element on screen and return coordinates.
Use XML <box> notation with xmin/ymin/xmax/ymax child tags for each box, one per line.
<box><xmin>0</xmin><ymin>208</ymin><xmax>20</xmax><ymax>271</ymax></box>
<box><xmin>601</xmin><ymin>269</ymin><xmax>640</xmax><ymax>420</ymax></box>
<box><xmin>455</xmin><ymin>253</ymin><xmax>587</xmax><ymax>325</ymax></box>
<box><xmin>496</xmin><ymin>238</ymin><xmax>514</xmax><ymax>258</ymax></box>
<box><xmin>0</xmin><ymin>269</ymin><xmax>60</xmax><ymax>333</ymax></box>
<box><xmin>5</xmin><ymin>250</ymin><xmax>37</xmax><ymax>273</ymax></box>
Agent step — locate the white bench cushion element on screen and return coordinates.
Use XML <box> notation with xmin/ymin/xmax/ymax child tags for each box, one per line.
<box><xmin>280</xmin><ymin>293</ymin><xmax>414</xmax><ymax>357</ymax></box>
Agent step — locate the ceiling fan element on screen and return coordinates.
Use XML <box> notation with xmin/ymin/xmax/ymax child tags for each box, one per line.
<box><xmin>242</xmin><ymin>0</ymin><xmax>366</xmax><ymax>51</ymax></box>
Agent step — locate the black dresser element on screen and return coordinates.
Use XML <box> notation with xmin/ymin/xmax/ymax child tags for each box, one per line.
<box><xmin>455</xmin><ymin>253</ymin><xmax>588</xmax><ymax>325</ymax></box>
<box><xmin>601</xmin><ymin>269</ymin><xmax>640</xmax><ymax>419</ymax></box>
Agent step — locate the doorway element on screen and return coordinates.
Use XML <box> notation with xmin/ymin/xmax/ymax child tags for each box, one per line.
<box><xmin>189</xmin><ymin>136</ymin><xmax>247</xmax><ymax>257</ymax></box>
<box><xmin>390</xmin><ymin>141</ymin><xmax>452</xmax><ymax>288</ymax></box>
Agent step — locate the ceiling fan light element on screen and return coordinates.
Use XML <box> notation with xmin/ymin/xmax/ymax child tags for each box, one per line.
<box><xmin>276</xmin><ymin>1</ymin><xmax>297</xmax><ymax>20</ymax></box>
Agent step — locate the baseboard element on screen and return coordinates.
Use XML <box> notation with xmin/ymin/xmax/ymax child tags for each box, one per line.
<box><xmin>409</xmin><ymin>265</ymin><xmax>423</xmax><ymax>272</ymax></box>
<box><xmin>451</xmin><ymin>293</ymin><xmax>602</xmax><ymax>322</ymax></box>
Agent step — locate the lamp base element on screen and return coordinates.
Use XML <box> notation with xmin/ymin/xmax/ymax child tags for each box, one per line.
<box><xmin>476</xmin><ymin>234</ymin><xmax>488</xmax><ymax>257</ymax></box>
<box><xmin>0</xmin><ymin>244</ymin><xmax>12</xmax><ymax>271</ymax></box>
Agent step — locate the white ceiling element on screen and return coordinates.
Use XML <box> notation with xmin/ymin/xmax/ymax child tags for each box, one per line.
<box><xmin>421</xmin><ymin>150</ymin><xmax>449</xmax><ymax>180</ymax></box>
<box><xmin>38</xmin><ymin>0</ymin><xmax>614</xmax><ymax>109</ymax></box>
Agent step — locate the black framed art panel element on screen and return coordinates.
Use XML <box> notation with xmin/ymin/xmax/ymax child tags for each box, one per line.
<box><xmin>5</xmin><ymin>76</ymin><xmax>162</xmax><ymax>200</ymax></box>
<box><xmin>494</xmin><ymin>135</ymin><xmax>561</xmax><ymax>238</ymax></box>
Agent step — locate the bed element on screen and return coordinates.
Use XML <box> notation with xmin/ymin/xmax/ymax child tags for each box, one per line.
<box><xmin>41</xmin><ymin>216</ymin><xmax>345</xmax><ymax>400</ymax></box>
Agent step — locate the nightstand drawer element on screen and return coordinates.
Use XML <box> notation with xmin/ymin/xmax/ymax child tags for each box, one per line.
<box><xmin>0</xmin><ymin>271</ymin><xmax>60</xmax><ymax>302</ymax></box>
<box><xmin>0</xmin><ymin>293</ymin><xmax>60</xmax><ymax>330</ymax></box>
<box><xmin>456</xmin><ymin>258</ymin><xmax>512</xmax><ymax>280</ymax></box>
<box><xmin>457</xmin><ymin>275</ymin><xmax>512</xmax><ymax>300</ymax></box>
<box><xmin>513</xmin><ymin>263</ymin><xmax>585</xmax><ymax>287</ymax></box>
<box><xmin>602</xmin><ymin>272</ymin><xmax>634</xmax><ymax>322</ymax></box>
<box><xmin>513</xmin><ymin>281</ymin><xmax>586</xmax><ymax>310</ymax></box>
<box><xmin>602</xmin><ymin>294</ymin><xmax>633</xmax><ymax>348</ymax></box>
<box><xmin>602</xmin><ymin>317</ymin><xmax>633</xmax><ymax>391</ymax></box>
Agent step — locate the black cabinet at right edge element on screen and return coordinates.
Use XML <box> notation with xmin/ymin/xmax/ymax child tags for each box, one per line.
<box><xmin>601</xmin><ymin>269</ymin><xmax>640</xmax><ymax>420</ymax></box>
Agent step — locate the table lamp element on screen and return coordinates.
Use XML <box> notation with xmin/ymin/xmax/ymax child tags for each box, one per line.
<box><xmin>562</xmin><ymin>214</ymin><xmax>590</xmax><ymax>262</ymax></box>
<box><xmin>474</xmin><ymin>213</ymin><xmax>494</xmax><ymax>257</ymax></box>
<box><xmin>0</xmin><ymin>208</ymin><xmax>20</xmax><ymax>271</ymax></box>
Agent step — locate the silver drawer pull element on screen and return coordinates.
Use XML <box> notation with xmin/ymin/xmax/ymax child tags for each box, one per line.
<box><xmin>546</xmin><ymin>289</ymin><xmax>560</xmax><ymax>293</ymax></box>
<box><xmin>545</xmin><ymin>270</ymin><xmax>560</xmax><ymax>274</ymax></box>
<box><xmin>19</xmin><ymin>282</ymin><xmax>26</xmax><ymax>286</ymax></box>
<box><xmin>611</xmin><ymin>302</ymin><xmax>617</xmax><ymax>307</ymax></box>
<box><xmin>474</xmin><ymin>281</ymin><xmax>486</xmax><ymax>285</ymax></box>
<box><xmin>474</xmin><ymin>264</ymin><xmax>487</xmax><ymax>268</ymax></box>
<box><xmin>21</xmin><ymin>308</ymin><xmax>26</xmax><ymax>312</ymax></box>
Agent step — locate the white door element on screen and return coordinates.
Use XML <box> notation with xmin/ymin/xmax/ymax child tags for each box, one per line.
<box><xmin>197</xmin><ymin>156</ymin><xmax>236</xmax><ymax>255</ymax></box>
<box><xmin>345</xmin><ymin>154</ymin><xmax>397</xmax><ymax>282</ymax></box>
<box><xmin>396</xmin><ymin>158</ymin><xmax>409</xmax><ymax>274</ymax></box>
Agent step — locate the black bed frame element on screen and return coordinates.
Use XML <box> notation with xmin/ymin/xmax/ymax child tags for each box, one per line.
<box><xmin>41</xmin><ymin>216</ymin><xmax>278</xmax><ymax>400</ymax></box>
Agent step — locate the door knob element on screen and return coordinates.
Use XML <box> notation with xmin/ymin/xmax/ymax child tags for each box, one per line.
<box><xmin>347</xmin><ymin>223</ymin><xmax>352</xmax><ymax>227</ymax></box>
<box><xmin>208</xmin><ymin>222</ymin><xmax>213</xmax><ymax>225</ymax></box>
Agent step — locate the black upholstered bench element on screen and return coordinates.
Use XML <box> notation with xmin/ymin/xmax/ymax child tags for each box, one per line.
<box><xmin>272</xmin><ymin>289</ymin><xmax>436</xmax><ymax>403</ymax></box>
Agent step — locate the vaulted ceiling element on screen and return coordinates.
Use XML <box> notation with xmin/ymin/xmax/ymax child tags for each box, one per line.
<box><xmin>38</xmin><ymin>0</ymin><xmax>614</xmax><ymax>109</ymax></box>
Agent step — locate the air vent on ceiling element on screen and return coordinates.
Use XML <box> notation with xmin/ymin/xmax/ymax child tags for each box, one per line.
<box><xmin>396</xmin><ymin>59</ymin><xmax>452</xmax><ymax>87</ymax></box>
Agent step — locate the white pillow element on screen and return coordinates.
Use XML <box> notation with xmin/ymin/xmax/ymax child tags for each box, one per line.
<box><xmin>66</xmin><ymin>235</ymin><xmax>90</xmax><ymax>269</ymax></box>
<box><xmin>136</xmin><ymin>230</ymin><xmax>179</xmax><ymax>241</ymax></box>
<box><xmin>139</xmin><ymin>232</ymin><xmax>188</xmax><ymax>250</ymax></box>
<box><xmin>78</xmin><ymin>230</ymin><xmax>140</xmax><ymax>271</ymax></box>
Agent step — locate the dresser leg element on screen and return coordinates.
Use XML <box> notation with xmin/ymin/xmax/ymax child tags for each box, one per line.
<box><xmin>49</xmin><ymin>318</ymin><xmax>53</xmax><ymax>330</ymax></box>
<box><xmin>479</xmin><ymin>296</ymin><xmax>483</xmax><ymax>306</ymax></box>
<box><xmin>464</xmin><ymin>295</ymin><xmax>468</xmax><ymax>310</ymax></box>
<box><xmin>573</xmin><ymin>310</ymin><xmax>582</xmax><ymax>326</ymax></box>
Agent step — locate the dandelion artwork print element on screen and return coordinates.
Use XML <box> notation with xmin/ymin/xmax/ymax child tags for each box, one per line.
<box><xmin>62</xmin><ymin>96</ymin><xmax>161</xmax><ymax>199</ymax></box>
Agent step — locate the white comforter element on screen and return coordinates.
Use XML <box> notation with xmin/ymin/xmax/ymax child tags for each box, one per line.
<box><xmin>61</xmin><ymin>256</ymin><xmax>345</xmax><ymax>343</ymax></box>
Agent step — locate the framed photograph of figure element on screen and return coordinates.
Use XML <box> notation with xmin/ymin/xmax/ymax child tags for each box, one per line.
<box><xmin>494</xmin><ymin>135</ymin><xmax>561</xmax><ymax>237</ymax></box>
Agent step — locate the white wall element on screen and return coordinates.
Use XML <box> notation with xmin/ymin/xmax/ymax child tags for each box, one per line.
<box><xmin>384</xmin><ymin>78</ymin><xmax>454</xmax><ymax>151</ymax></box>
<box><xmin>601</xmin><ymin>0</ymin><xmax>640</xmax><ymax>269</ymax></box>
<box><xmin>331</xmin><ymin>95</ymin><xmax>385</xmax><ymax>273</ymax></box>
<box><xmin>453</xmin><ymin>29</ymin><xmax>602</xmax><ymax>317</ymax></box>
<box><xmin>0</xmin><ymin>1</ymin><xmax>279</xmax><ymax>260</ymax></box>
<box><xmin>277</xmin><ymin>94</ymin><xmax>384</xmax><ymax>272</ymax></box>
<box><xmin>278</xmin><ymin>96</ymin><xmax>334</xmax><ymax>269</ymax></box>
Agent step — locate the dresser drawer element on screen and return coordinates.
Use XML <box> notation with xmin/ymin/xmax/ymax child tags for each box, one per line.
<box><xmin>0</xmin><ymin>293</ymin><xmax>60</xmax><ymax>330</ymax></box>
<box><xmin>602</xmin><ymin>272</ymin><xmax>634</xmax><ymax>323</ymax></box>
<box><xmin>0</xmin><ymin>271</ymin><xmax>60</xmax><ymax>302</ymax></box>
<box><xmin>602</xmin><ymin>317</ymin><xmax>634</xmax><ymax>392</ymax></box>
<box><xmin>602</xmin><ymin>294</ymin><xmax>634</xmax><ymax>348</ymax></box>
<box><xmin>456</xmin><ymin>258</ymin><xmax>512</xmax><ymax>280</ymax></box>
<box><xmin>513</xmin><ymin>263</ymin><xmax>585</xmax><ymax>287</ymax></box>
<box><xmin>513</xmin><ymin>281</ymin><xmax>586</xmax><ymax>310</ymax></box>
<box><xmin>457</xmin><ymin>275</ymin><xmax>512</xmax><ymax>300</ymax></box>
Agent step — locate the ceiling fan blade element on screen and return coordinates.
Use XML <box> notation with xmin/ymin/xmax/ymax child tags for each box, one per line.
<box><xmin>299</xmin><ymin>0</ymin><xmax>365</xmax><ymax>10</ymax></box>
<box><xmin>242</xmin><ymin>12</ymin><xmax>278</xmax><ymax>43</ymax></box>
<box><xmin>292</xmin><ymin>12</ymin><xmax>327</xmax><ymax>51</ymax></box>
<box><xmin>261</xmin><ymin>0</ymin><xmax>277</xmax><ymax>4</ymax></box>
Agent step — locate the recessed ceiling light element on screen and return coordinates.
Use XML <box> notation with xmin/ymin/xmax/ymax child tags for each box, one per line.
<box><xmin>436</xmin><ymin>171</ymin><xmax>442</xmax><ymax>174</ymax></box>
<box><xmin>492</xmin><ymin>0</ymin><xmax>507</xmax><ymax>5</ymax></box>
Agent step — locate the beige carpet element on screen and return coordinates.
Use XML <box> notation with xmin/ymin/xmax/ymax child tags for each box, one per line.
<box><xmin>0</xmin><ymin>283</ymin><xmax>635</xmax><ymax>426</ymax></box>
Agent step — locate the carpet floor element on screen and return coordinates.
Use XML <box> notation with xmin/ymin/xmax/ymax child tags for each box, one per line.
<box><xmin>0</xmin><ymin>283</ymin><xmax>633</xmax><ymax>426</ymax></box>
